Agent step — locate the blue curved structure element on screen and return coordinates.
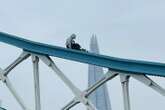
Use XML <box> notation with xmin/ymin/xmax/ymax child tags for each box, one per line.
<box><xmin>1</xmin><ymin>32</ymin><xmax>165</xmax><ymax>77</ymax></box>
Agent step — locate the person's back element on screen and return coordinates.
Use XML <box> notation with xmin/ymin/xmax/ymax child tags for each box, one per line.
<box><xmin>65</xmin><ymin>34</ymin><xmax>76</xmax><ymax>48</ymax></box>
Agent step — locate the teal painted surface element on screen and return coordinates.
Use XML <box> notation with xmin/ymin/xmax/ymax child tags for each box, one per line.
<box><xmin>0</xmin><ymin>107</ymin><xmax>6</xmax><ymax>110</ymax></box>
<box><xmin>1</xmin><ymin>32</ymin><xmax>165</xmax><ymax>77</ymax></box>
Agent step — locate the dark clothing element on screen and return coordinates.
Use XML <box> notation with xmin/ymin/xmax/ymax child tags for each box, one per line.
<box><xmin>66</xmin><ymin>45</ymin><xmax>69</xmax><ymax>48</ymax></box>
<box><xmin>66</xmin><ymin>43</ymin><xmax>81</xmax><ymax>50</ymax></box>
<box><xmin>66</xmin><ymin>43</ymin><xmax>88</xmax><ymax>52</ymax></box>
<box><xmin>71</xmin><ymin>43</ymin><xmax>81</xmax><ymax>50</ymax></box>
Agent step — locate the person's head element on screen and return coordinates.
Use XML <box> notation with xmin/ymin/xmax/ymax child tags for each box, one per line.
<box><xmin>70</xmin><ymin>34</ymin><xmax>76</xmax><ymax>39</ymax></box>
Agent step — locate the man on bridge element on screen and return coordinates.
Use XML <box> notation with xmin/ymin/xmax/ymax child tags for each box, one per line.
<box><xmin>65</xmin><ymin>34</ymin><xmax>87</xmax><ymax>52</ymax></box>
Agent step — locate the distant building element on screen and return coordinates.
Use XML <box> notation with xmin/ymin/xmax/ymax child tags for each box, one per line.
<box><xmin>88</xmin><ymin>35</ymin><xmax>112</xmax><ymax>110</ymax></box>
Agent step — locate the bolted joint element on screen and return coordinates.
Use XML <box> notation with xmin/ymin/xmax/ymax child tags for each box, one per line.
<box><xmin>82</xmin><ymin>91</ymin><xmax>88</xmax><ymax>98</ymax></box>
<box><xmin>120</xmin><ymin>74</ymin><xmax>130</xmax><ymax>83</ymax></box>
<box><xmin>0</xmin><ymin>68</ymin><xmax>7</xmax><ymax>82</ymax></box>
<box><xmin>39</xmin><ymin>55</ymin><xmax>52</xmax><ymax>67</ymax></box>
<box><xmin>20</xmin><ymin>51</ymin><xmax>30</xmax><ymax>59</ymax></box>
<box><xmin>0</xmin><ymin>73</ymin><xmax>7</xmax><ymax>82</ymax></box>
<box><xmin>82</xmin><ymin>98</ymin><xmax>89</xmax><ymax>105</ymax></box>
<box><xmin>32</xmin><ymin>55</ymin><xmax>39</xmax><ymax>63</ymax></box>
<box><xmin>75</xmin><ymin>92</ymin><xmax>89</xmax><ymax>106</ymax></box>
<box><xmin>131</xmin><ymin>74</ymin><xmax>152</xmax><ymax>86</ymax></box>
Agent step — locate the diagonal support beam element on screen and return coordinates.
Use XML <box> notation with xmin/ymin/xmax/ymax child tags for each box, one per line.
<box><xmin>61</xmin><ymin>98</ymin><xmax>80</xmax><ymax>110</ymax></box>
<box><xmin>86</xmin><ymin>71</ymin><xmax>117</xmax><ymax>96</ymax></box>
<box><xmin>120</xmin><ymin>74</ymin><xmax>131</xmax><ymax>110</ymax></box>
<box><xmin>5</xmin><ymin>77</ymin><xmax>30</xmax><ymax>110</ymax></box>
<box><xmin>39</xmin><ymin>55</ymin><xmax>97</xmax><ymax>110</ymax></box>
<box><xmin>4</xmin><ymin>51</ymin><xmax>30</xmax><ymax>76</ymax></box>
<box><xmin>32</xmin><ymin>56</ymin><xmax>41</xmax><ymax>110</ymax></box>
<box><xmin>131</xmin><ymin>74</ymin><xmax>165</xmax><ymax>96</ymax></box>
<box><xmin>62</xmin><ymin>71</ymin><xmax>118</xmax><ymax>110</ymax></box>
<box><xmin>0</xmin><ymin>68</ymin><xmax>29</xmax><ymax>110</ymax></box>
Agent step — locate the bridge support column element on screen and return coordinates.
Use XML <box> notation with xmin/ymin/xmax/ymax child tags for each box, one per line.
<box><xmin>120</xmin><ymin>74</ymin><xmax>131</xmax><ymax>110</ymax></box>
<box><xmin>32</xmin><ymin>56</ymin><xmax>41</xmax><ymax>110</ymax></box>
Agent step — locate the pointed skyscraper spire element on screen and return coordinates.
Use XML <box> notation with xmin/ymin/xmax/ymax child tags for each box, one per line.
<box><xmin>88</xmin><ymin>35</ymin><xmax>112</xmax><ymax>110</ymax></box>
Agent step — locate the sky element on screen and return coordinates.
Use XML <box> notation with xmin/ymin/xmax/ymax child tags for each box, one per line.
<box><xmin>0</xmin><ymin>0</ymin><xmax>165</xmax><ymax>110</ymax></box>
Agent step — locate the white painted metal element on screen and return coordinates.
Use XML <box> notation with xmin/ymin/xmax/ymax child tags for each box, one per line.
<box><xmin>5</xmin><ymin>77</ymin><xmax>29</xmax><ymax>110</ymax></box>
<box><xmin>32</xmin><ymin>56</ymin><xmax>41</xmax><ymax>110</ymax></box>
<box><xmin>120</xmin><ymin>74</ymin><xmax>131</xmax><ymax>110</ymax></box>
<box><xmin>39</xmin><ymin>55</ymin><xmax>97</xmax><ymax>110</ymax></box>
<box><xmin>0</xmin><ymin>68</ymin><xmax>29</xmax><ymax>110</ymax></box>
<box><xmin>4</xmin><ymin>51</ymin><xmax>30</xmax><ymax>76</ymax></box>
<box><xmin>131</xmin><ymin>74</ymin><xmax>165</xmax><ymax>96</ymax></box>
<box><xmin>86</xmin><ymin>71</ymin><xmax>117</xmax><ymax>96</ymax></box>
<box><xmin>0</xmin><ymin>68</ymin><xmax>6</xmax><ymax>82</ymax></box>
<box><xmin>62</xmin><ymin>71</ymin><xmax>118</xmax><ymax>110</ymax></box>
<box><xmin>62</xmin><ymin>98</ymin><xmax>79</xmax><ymax>110</ymax></box>
<box><xmin>0</xmin><ymin>50</ymin><xmax>165</xmax><ymax>110</ymax></box>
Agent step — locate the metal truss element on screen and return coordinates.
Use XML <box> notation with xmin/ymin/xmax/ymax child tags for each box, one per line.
<box><xmin>0</xmin><ymin>50</ymin><xmax>165</xmax><ymax>110</ymax></box>
<box><xmin>62</xmin><ymin>71</ymin><xmax>165</xmax><ymax>110</ymax></box>
<box><xmin>0</xmin><ymin>51</ymin><xmax>30</xmax><ymax>110</ymax></box>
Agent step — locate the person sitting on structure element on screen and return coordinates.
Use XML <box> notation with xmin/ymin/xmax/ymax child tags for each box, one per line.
<box><xmin>65</xmin><ymin>34</ymin><xmax>81</xmax><ymax>50</ymax></box>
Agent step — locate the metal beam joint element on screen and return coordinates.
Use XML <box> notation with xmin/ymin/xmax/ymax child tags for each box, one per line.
<box><xmin>0</xmin><ymin>68</ymin><xmax>7</xmax><ymax>82</ymax></box>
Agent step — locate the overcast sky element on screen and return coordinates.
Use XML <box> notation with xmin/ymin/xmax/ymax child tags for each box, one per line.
<box><xmin>0</xmin><ymin>0</ymin><xmax>165</xmax><ymax>110</ymax></box>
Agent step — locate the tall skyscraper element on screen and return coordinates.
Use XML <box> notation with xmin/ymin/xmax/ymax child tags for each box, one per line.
<box><xmin>88</xmin><ymin>35</ymin><xmax>112</xmax><ymax>110</ymax></box>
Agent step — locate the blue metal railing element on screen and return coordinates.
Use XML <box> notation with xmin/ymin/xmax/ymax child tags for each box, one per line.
<box><xmin>1</xmin><ymin>32</ymin><xmax>165</xmax><ymax>77</ymax></box>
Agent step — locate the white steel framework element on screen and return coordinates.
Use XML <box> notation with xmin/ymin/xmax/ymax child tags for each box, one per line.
<box><xmin>0</xmin><ymin>50</ymin><xmax>165</xmax><ymax>110</ymax></box>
